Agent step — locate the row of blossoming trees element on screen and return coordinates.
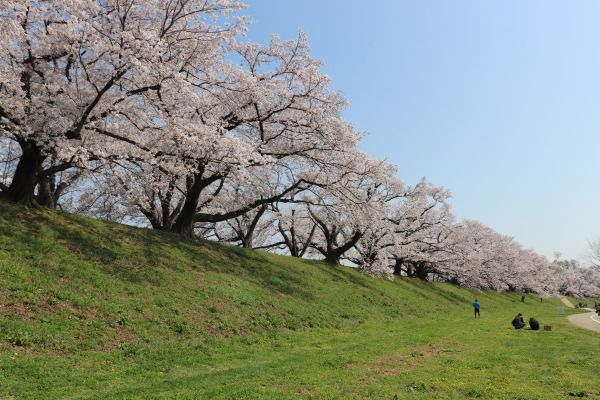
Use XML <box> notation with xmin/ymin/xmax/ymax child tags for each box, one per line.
<box><xmin>1</xmin><ymin>0</ymin><xmax>599</xmax><ymax>298</ymax></box>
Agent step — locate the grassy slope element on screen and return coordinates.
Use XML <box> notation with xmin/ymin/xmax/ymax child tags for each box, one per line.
<box><xmin>0</xmin><ymin>201</ymin><xmax>599</xmax><ymax>399</ymax></box>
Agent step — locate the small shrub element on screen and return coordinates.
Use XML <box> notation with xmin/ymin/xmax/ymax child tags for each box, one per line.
<box><xmin>47</xmin><ymin>297</ymin><xmax>60</xmax><ymax>305</ymax></box>
<box><xmin>153</xmin><ymin>298</ymin><xmax>173</xmax><ymax>308</ymax></box>
<box><xmin>7</xmin><ymin>330</ymin><xmax>32</xmax><ymax>347</ymax></box>
<box><xmin>265</xmin><ymin>312</ymin><xmax>283</xmax><ymax>328</ymax></box>
<box><xmin>406</xmin><ymin>381</ymin><xmax>428</xmax><ymax>393</ymax></box>
<box><xmin>465</xmin><ymin>388</ymin><xmax>485</xmax><ymax>398</ymax></box>
<box><xmin>118</xmin><ymin>342</ymin><xmax>141</xmax><ymax>357</ymax></box>
<box><xmin>284</xmin><ymin>317</ymin><xmax>301</xmax><ymax>331</ymax></box>
<box><xmin>171</xmin><ymin>320</ymin><xmax>192</xmax><ymax>334</ymax></box>
<box><xmin>117</xmin><ymin>315</ymin><xmax>130</xmax><ymax>326</ymax></box>
<box><xmin>207</xmin><ymin>306</ymin><xmax>218</xmax><ymax>314</ymax></box>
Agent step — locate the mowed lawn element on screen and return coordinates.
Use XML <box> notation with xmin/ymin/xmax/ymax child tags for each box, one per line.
<box><xmin>0</xmin><ymin>201</ymin><xmax>599</xmax><ymax>399</ymax></box>
<box><xmin>2</xmin><ymin>298</ymin><xmax>599</xmax><ymax>399</ymax></box>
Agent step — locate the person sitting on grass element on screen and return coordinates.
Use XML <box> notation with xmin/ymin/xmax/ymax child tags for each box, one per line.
<box><xmin>512</xmin><ymin>313</ymin><xmax>525</xmax><ymax>329</ymax></box>
<box><xmin>529</xmin><ymin>317</ymin><xmax>540</xmax><ymax>331</ymax></box>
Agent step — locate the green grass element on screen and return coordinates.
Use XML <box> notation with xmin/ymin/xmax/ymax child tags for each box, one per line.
<box><xmin>0</xmin><ymin>201</ymin><xmax>599</xmax><ymax>399</ymax></box>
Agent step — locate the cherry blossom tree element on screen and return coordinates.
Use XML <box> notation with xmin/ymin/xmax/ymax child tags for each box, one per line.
<box><xmin>309</xmin><ymin>205</ymin><xmax>363</xmax><ymax>265</ymax></box>
<box><xmin>306</xmin><ymin>154</ymin><xmax>400</xmax><ymax>266</ymax></box>
<box><xmin>165</xmin><ymin>32</ymin><xmax>360</xmax><ymax>236</ymax></box>
<box><xmin>0</xmin><ymin>0</ymin><xmax>247</xmax><ymax>206</ymax></box>
<box><xmin>552</xmin><ymin>268</ymin><xmax>600</xmax><ymax>298</ymax></box>
<box><xmin>386</xmin><ymin>179</ymin><xmax>454</xmax><ymax>280</ymax></box>
<box><xmin>0</xmin><ymin>138</ymin><xmax>86</xmax><ymax>208</ymax></box>
<box><xmin>438</xmin><ymin>220</ymin><xmax>520</xmax><ymax>291</ymax></box>
<box><xmin>211</xmin><ymin>204</ymin><xmax>269</xmax><ymax>248</ymax></box>
<box><xmin>272</xmin><ymin>202</ymin><xmax>318</xmax><ymax>258</ymax></box>
<box><xmin>73</xmin><ymin>30</ymin><xmax>361</xmax><ymax>237</ymax></box>
<box><xmin>426</xmin><ymin>219</ymin><xmax>561</xmax><ymax>294</ymax></box>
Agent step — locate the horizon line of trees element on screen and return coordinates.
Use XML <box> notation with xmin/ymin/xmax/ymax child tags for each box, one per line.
<box><xmin>2</xmin><ymin>0</ymin><xmax>599</xmax><ymax>299</ymax></box>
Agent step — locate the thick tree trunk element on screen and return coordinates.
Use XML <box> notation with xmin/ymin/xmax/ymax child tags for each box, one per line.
<box><xmin>0</xmin><ymin>141</ymin><xmax>46</xmax><ymax>206</ymax></box>
<box><xmin>414</xmin><ymin>262</ymin><xmax>430</xmax><ymax>281</ymax></box>
<box><xmin>172</xmin><ymin>177</ymin><xmax>203</xmax><ymax>237</ymax></box>
<box><xmin>393</xmin><ymin>258</ymin><xmax>404</xmax><ymax>276</ymax></box>
<box><xmin>323</xmin><ymin>230</ymin><xmax>363</xmax><ymax>265</ymax></box>
<box><xmin>171</xmin><ymin>168</ymin><xmax>223</xmax><ymax>237</ymax></box>
<box><xmin>324</xmin><ymin>253</ymin><xmax>341</xmax><ymax>265</ymax></box>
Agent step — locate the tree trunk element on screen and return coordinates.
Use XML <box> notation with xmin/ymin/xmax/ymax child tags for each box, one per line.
<box><xmin>393</xmin><ymin>258</ymin><xmax>404</xmax><ymax>276</ymax></box>
<box><xmin>172</xmin><ymin>192</ymin><xmax>200</xmax><ymax>237</ymax></box>
<box><xmin>171</xmin><ymin>173</ymin><xmax>206</xmax><ymax>237</ymax></box>
<box><xmin>324</xmin><ymin>253</ymin><xmax>341</xmax><ymax>265</ymax></box>
<box><xmin>36</xmin><ymin>175</ymin><xmax>58</xmax><ymax>209</ymax></box>
<box><xmin>0</xmin><ymin>140</ymin><xmax>46</xmax><ymax>206</ymax></box>
<box><xmin>239</xmin><ymin>205</ymin><xmax>267</xmax><ymax>249</ymax></box>
<box><xmin>323</xmin><ymin>230</ymin><xmax>363</xmax><ymax>265</ymax></box>
<box><xmin>415</xmin><ymin>262</ymin><xmax>429</xmax><ymax>281</ymax></box>
<box><xmin>241</xmin><ymin>232</ymin><xmax>253</xmax><ymax>248</ymax></box>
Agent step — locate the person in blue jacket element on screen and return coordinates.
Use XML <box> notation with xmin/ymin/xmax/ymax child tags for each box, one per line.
<box><xmin>473</xmin><ymin>299</ymin><xmax>481</xmax><ymax>318</ymax></box>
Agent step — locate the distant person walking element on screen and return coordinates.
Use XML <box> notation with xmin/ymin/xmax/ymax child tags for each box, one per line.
<box><xmin>473</xmin><ymin>299</ymin><xmax>481</xmax><ymax>318</ymax></box>
<box><xmin>521</xmin><ymin>295</ymin><xmax>525</xmax><ymax>303</ymax></box>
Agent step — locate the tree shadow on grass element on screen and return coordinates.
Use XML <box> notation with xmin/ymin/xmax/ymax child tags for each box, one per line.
<box><xmin>431</xmin><ymin>286</ymin><xmax>471</xmax><ymax>306</ymax></box>
<box><xmin>207</xmin><ymin>243</ymin><xmax>317</xmax><ymax>300</ymax></box>
<box><xmin>308</xmin><ymin>260</ymin><xmax>375</xmax><ymax>290</ymax></box>
<box><xmin>14</xmin><ymin>210</ymin><xmax>182</xmax><ymax>287</ymax></box>
<box><xmin>8</xmin><ymin>203</ymin><xmax>370</xmax><ymax>301</ymax></box>
<box><xmin>213</xmin><ymin>244</ymin><xmax>383</xmax><ymax>299</ymax></box>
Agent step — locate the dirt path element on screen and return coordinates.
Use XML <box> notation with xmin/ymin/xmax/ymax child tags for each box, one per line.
<box><xmin>560</xmin><ymin>297</ymin><xmax>575</xmax><ymax>308</ymax></box>
<box><xmin>561</xmin><ymin>297</ymin><xmax>600</xmax><ymax>332</ymax></box>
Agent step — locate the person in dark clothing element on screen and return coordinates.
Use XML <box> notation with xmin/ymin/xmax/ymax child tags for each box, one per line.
<box><xmin>512</xmin><ymin>313</ymin><xmax>525</xmax><ymax>329</ymax></box>
<box><xmin>473</xmin><ymin>299</ymin><xmax>481</xmax><ymax>318</ymax></box>
<box><xmin>521</xmin><ymin>295</ymin><xmax>525</xmax><ymax>303</ymax></box>
<box><xmin>596</xmin><ymin>304</ymin><xmax>600</xmax><ymax>316</ymax></box>
<box><xmin>529</xmin><ymin>317</ymin><xmax>540</xmax><ymax>330</ymax></box>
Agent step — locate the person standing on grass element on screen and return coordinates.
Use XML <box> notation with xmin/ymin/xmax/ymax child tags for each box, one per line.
<box><xmin>473</xmin><ymin>299</ymin><xmax>481</xmax><ymax>318</ymax></box>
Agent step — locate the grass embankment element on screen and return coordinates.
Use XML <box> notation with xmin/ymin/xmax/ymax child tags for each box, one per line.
<box><xmin>0</xmin><ymin>201</ymin><xmax>599</xmax><ymax>399</ymax></box>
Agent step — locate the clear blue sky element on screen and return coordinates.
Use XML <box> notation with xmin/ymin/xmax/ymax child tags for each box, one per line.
<box><xmin>242</xmin><ymin>1</ymin><xmax>600</xmax><ymax>262</ymax></box>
